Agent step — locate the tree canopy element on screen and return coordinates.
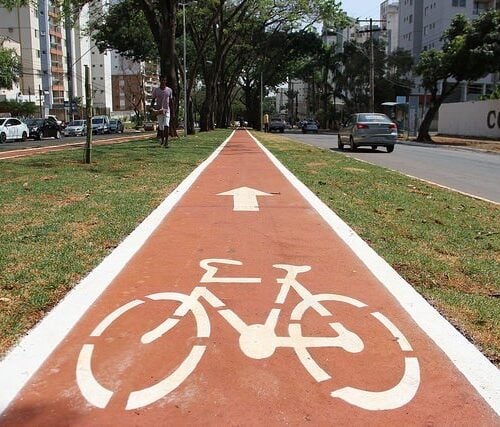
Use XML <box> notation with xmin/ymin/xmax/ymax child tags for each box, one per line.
<box><xmin>0</xmin><ymin>42</ymin><xmax>21</xmax><ymax>90</ymax></box>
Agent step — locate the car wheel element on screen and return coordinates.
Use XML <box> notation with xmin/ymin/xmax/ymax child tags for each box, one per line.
<box><xmin>39</xmin><ymin>131</ymin><xmax>44</xmax><ymax>140</ymax></box>
<box><xmin>22</xmin><ymin>131</ymin><xmax>27</xmax><ymax>142</ymax></box>
<box><xmin>0</xmin><ymin>132</ymin><xmax>6</xmax><ymax>143</ymax></box>
<box><xmin>56</xmin><ymin>130</ymin><xmax>61</xmax><ymax>139</ymax></box>
<box><xmin>371</xmin><ymin>145</ymin><xmax>377</xmax><ymax>150</ymax></box>
<box><xmin>349</xmin><ymin>136</ymin><xmax>357</xmax><ymax>151</ymax></box>
<box><xmin>386</xmin><ymin>145</ymin><xmax>395</xmax><ymax>153</ymax></box>
<box><xmin>337</xmin><ymin>134</ymin><xmax>344</xmax><ymax>150</ymax></box>
<box><xmin>280</xmin><ymin>128</ymin><xmax>284</xmax><ymax>133</ymax></box>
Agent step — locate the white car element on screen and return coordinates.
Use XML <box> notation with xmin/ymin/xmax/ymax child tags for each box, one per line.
<box><xmin>64</xmin><ymin>120</ymin><xmax>87</xmax><ymax>137</ymax></box>
<box><xmin>0</xmin><ymin>118</ymin><xmax>29</xmax><ymax>143</ymax></box>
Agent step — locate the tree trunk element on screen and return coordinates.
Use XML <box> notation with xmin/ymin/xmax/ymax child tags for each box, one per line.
<box><xmin>416</xmin><ymin>81</ymin><xmax>459</xmax><ymax>142</ymax></box>
<box><xmin>416</xmin><ymin>102</ymin><xmax>439</xmax><ymax>142</ymax></box>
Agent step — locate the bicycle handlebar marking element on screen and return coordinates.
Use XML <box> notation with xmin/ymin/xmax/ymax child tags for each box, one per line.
<box><xmin>76</xmin><ymin>258</ymin><xmax>420</xmax><ymax>411</ymax></box>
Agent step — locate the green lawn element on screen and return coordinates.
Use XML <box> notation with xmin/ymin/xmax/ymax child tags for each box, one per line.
<box><xmin>0</xmin><ymin>129</ymin><xmax>498</xmax><ymax>367</ymax></box>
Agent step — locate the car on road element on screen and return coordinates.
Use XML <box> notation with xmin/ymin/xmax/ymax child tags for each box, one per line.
<box><xmin>64</xmin><ymin>120</ymin><xmax>87</xmax><ymax>137</ymax></box>
<box><xmin>91</xmin><ymin>116</ymin><xmax>110</xmax><ymax>134</ymax></box>
<box><xmin>25</xmin><ymin>118</ymin><xmax>63</xmax><ymax>140</ymax></box>
<box><xmin>269</xmin><ymin>117</ymin><xmax>285</xmax><ymax>133</ymax></box>
<box><xmin>338</xmin><ymin>113</ymin><xmax>397</xmax><ymax>153</ymax></box>
<box><xmin>0</xmin><ymin>117</ymin><xmax>29</xmax><ymax>143</ymax></box>
<box><xmin>301</xmin><ymin>119</ymin><xmax>319</xmax><ymax>134</ymax></box>
<box><xmin>109</xmin><ymin>118</ymin><xmax>124</xmax><ymax>133</ymax></box>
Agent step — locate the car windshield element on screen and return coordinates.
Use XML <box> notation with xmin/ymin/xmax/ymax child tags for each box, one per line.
<box><xmin>69</xmin><ymin>120</ymin><xmax>84</xmax><ymax>126</ymax></box>
<box><xmin>92</xmin><ymin>118</ymin><xmax>104</xmax><ymax>124</ymax></box>
<box><xmin>358</xmin><ymin>114</ymin><xmax>392</xmax><ymax>123</ymax></box>
<box><xmin>25</xmin><ymin>119</ymin><xmax>44</xmax><ymax>126</ymax></box>
<box><xmin>110</xmin><ymin>119</ymin><xmax>118</xmax><ymax>124</ymax></box>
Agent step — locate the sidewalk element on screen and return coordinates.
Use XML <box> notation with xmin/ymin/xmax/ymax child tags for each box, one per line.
<box><xmin>0</xmin><ymin>130</ymin><xmax>498</xmax><ymax>424</ymax></box>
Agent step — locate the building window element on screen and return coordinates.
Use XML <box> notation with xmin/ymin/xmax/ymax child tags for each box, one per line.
<box><xmin>452</xmin><ymin>0</ymin><xmax>466</xmax><ymax>6</ymax></box>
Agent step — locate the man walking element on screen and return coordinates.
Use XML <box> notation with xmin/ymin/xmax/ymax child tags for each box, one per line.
<box><xmin>263</xmin><ymin>113</ymin><xmax>269</xmax><ymax>132</ymax></box>
<box><xmin>151</xmin><ymin>75</ymin><xmax>174</xmax><ymax>147</ymax></box>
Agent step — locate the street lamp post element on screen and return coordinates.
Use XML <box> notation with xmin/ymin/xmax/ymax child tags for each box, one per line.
<box><xmin>180</xmin><ymin>1</ymin><xmax>197</xmax><ymax>137</ymax></box>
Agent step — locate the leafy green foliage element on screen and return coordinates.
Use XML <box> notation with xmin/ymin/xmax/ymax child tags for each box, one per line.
<box><xmin>89</xmin><ymin>0</ymin><xmax>158</xmax><ymax>61</ymax></box>
<box><xmin>0</xmin><ymin>100</ymin><xmax>37</xmax><ymax>116</ymax></box>
<box><xmin>0</xmin><ymin>45</ymin><xmax>21</xmax><ymax>90</ymax></box>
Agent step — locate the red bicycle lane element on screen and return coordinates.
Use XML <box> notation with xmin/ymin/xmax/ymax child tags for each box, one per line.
<box><xmin>0</xmin><ymin>129</ymin><xmax>498</xmax><ymax>425</ymax></box>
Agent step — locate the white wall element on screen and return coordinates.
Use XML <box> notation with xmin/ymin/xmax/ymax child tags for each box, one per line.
<box><xmin>438</xmin><ymin>100</ymin><xmax>500</xmax><ymax>139</ymax></box>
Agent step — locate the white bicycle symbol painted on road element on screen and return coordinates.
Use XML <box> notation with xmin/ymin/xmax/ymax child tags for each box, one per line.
<box><xmin>77</xmin><ymin>259</ymin><xmax>420</xmax><ymax>411</ymax></box>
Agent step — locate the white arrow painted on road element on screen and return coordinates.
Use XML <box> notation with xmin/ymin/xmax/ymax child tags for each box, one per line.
<box><xmin>217</xmin><ymin>186</ymin><xmax>273</xmax><ymax>211</ymax></box>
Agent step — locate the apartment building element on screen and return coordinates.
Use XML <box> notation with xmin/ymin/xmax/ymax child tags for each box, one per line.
<box><xmin>399</xmin><ymin>0</ymin><xmax>498</xmax><ymax>100</ymax></box>
<box><xmin>0</xmin><ymin>0</ymin><xmax>117</xmax><ymax>118</ymax></box>
<box><xmin>380</xmin><ymin>1</ymin><xmax>400</xmax><ymax>53</ymax></box>
<box><xmin>109</xmin><ymin>55</ymin><xmax>160</xmax><ymax>117</ymax></box>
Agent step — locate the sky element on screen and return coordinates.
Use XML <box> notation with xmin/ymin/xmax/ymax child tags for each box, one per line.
<box><xmin>340</xmin><ymin>0</ymin><xmax>383</xmax><ymax>19</ymax></box>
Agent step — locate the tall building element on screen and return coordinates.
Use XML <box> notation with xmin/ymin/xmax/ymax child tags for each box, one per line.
<box><xmin>0</xmin><ymin>0</ymin><xmax>118</xmax><ymax>119</ymax></box>
<box><xmin>398</xmin><ymin>0</ymin><xmax>498</xmax><ymax>100</ymax></box>
<box><xmin>380</xmin><ymin>1</ymin><xmax>400</xmax><ymax>53</ymax></box>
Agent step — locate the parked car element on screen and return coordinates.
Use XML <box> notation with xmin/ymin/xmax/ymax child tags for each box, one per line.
<box><xmin>64</xmin><ymin>120</ymin><xmax>87</xmax><ymax>137</ymax></box>
<box><xmin>47</xmin><ymin>115</ymin><xmax>64</xmax><ymax>127</ymax></box>
<box><xmin>25</xmin><ymin>118</ymin><xmax>63</xmax><ymax>140</ymax></box>
<box><xmin>91</xmin><ymin>116</ymin><xmax>110</xmax><ymax>134</ymax></box>
<box><xmin>301</xmin><ymin>119</ymin><xmax>319</xmax><ymax>134</ymax></box>
<box><xmin>338</xmin><ymin>113</ymin><xmax>397</xmax><ymax>153</ymax></box>
<box><xmin>269</xmin><ymin>117</ymin><xmax>285</xmax><ymax>133</ymax></box>
<box><xmin>109</xmin><ymin>118</ymin><xmax>124</xmax><ymax>133</ymax></box>
<box><xmin>0</xmin><ymin>117</ymin><xmax>29</xmax><ymax>143</ymax></box>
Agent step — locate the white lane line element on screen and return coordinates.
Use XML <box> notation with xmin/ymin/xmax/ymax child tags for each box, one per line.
<box><xmin>250</xmin><ymin>130</ymin><xmax>500</xmax><ymax>416</ymax></box>
<box><xmin>0</xmin><ymin>131</ymin><xmax>234</xmax><ymax>415</ymax></box>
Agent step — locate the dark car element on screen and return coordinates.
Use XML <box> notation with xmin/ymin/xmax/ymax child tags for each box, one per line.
<box><xmin>301</xmin><ymin>119</ymin><xmax>319</xmax><ymax>134</ymax></box>
<box><xmin>109</xmin><ymin>118</ymin><xmax>124</xmax><ymax>133</ymax></box>
<box><xmin>338</xmin><ymin>113</ymin><xmax>397</xmax><ymax>153</ymax></box>
<box><xmin>269</xmin><ymin>117</ymin><xmax>285</xmax><ymax>133</ymax></box>
<box><xmin>25</xmin><ymin>118</ymin><xmax>63</xmax><ymax>140</ymax></box>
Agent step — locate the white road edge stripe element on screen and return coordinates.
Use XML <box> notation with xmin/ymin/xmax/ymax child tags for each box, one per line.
<box><xmin>249</xmin><ymin>131</ymin><xmax>500</xmax><ymax>416</ymax></box>
<box><xmin>0</xmin><ymin>131</ymin><xmax>234</xmax><ymax>414</ymax></box>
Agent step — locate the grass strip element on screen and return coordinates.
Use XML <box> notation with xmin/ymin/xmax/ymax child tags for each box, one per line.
<box><xmin>0</xmin><ymin>130</ymin><xmax>231</xmax><ymax>355</ymax></box>
<box><xmin>255</xmin><ymin>131</ymin><xmax>499</xmax><ymax>366</ymax></box>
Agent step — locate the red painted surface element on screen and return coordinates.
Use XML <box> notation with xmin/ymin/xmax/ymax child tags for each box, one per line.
<box><xmin>1</xmin><ymin>130</ymin><xmax>497</xmax><ymax>425</ymax></box>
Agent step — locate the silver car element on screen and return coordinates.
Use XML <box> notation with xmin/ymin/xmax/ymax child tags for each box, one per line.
<box><xmin>338</xmin><ymin>113</ymin><xmax>397</xmax><ymax>153</ymax></box>
<box><xmin>64</xmin><ymin>120</ymin><xmax>87</xmax><ymax>137</ymax></box>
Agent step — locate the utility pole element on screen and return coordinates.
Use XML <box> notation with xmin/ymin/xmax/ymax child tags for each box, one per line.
<box><xmin>357</xmin><ymin>18</ymin><xmax>386</xmax><ymax>113</ymax></box>
<box><xmin>84</xmin><ymin>65</ymin><xmax>92</xmax><ymax>164</ymax></box>
<box><xmin>260</xmin><ymin>71</ymin><xmax>263</xmax><ymax>131</ymax></box>
<box><xmin>38</xmin><ymin>85</ymin><xmax>43</xmax><ymax>118</ymax></box>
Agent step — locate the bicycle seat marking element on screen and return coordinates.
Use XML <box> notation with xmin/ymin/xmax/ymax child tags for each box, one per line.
<box><xmin>76</xmin><ymin>259</ymin><xmax>420</xmax><ymax>411</ymax></box>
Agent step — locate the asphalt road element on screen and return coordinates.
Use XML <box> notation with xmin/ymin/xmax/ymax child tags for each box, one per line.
<box><xmin>281</xmin><ymin>130</ymin><xmax>500</xmax><ymax>204</ymax></box>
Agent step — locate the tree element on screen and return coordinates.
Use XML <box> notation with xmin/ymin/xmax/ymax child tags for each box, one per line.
<box><xmin>0</xmin><ymin>43</ymin><xmax>21</xmax><ymax>90</ymax></box>
<box><xmin>415</xmin><ymin>10</ymin><xmax>500</xmax><ymax>142</ymax></box>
